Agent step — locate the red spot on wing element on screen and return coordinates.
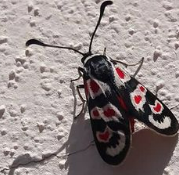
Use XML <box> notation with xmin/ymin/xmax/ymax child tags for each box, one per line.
<box><xmin>98</xmin><ymin>129</ymin><xmax>110</xmax><ymax>142</ymax></box>
<box><xmin>91</xmin><ymin>108</ymin><xmax>101</xmax><ymax>120</ymax></box>
<box><xmin>153</xmin><ymin>102</ymin><xmax>162</xmax><ymax>113</ymax></box>
<box><xmin>139</xmin><ymin>86</ymin><xmax>145</xmax><ymax>92</ymax></box>
<box><xmin>104</xmin><ymin>108</ymin><xmax>115</xmax><ymax>118</ymax></box>
<box><xmin>116</xmin><ymin>68</ymin><xmax>125</xmax><ymax>79</ymax></box>
<box><xmin>93</xmin><ymin>109</ymin><xmax>99</xmax><ymax>117</ymax></box>
<box><xmin>118</xmin><ymin>97</ymin><xmax>128</xmax><ymax>111</ymax></box>
<box><xmin>90</xmin><ymin>80</ymin><xmax>100</xmax><ymax>93</ymax></box>
<box><xmin>134</xmin><ymin>95</ymin><xmax>142</xmax><ymax>104</ymax></box>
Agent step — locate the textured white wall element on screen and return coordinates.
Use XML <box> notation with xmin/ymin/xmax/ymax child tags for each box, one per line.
<box><xmin>0</xmin><ymin>0</ymin><xmax>179</xmax><ymax>175</ymax></box>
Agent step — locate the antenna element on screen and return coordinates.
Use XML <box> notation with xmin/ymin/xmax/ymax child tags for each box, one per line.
<box><xmin>26</xmin><ymin>39</ymin><xmax>85</xmax><ymax>56</ymax></box>
<box><xmin>88</xmin><ymin>1</ymin><xmax>113</xmax><ymax>54</ymax></box>
<box><xmin>26</xmin><ymin>1</ymin><xmax>113</xmax><ymax>57</ymax></box>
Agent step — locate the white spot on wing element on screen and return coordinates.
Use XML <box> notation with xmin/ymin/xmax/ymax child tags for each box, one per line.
<box><xmin>87</xmin><ymin>79</ymin><xmax>110</xmax><ymax>99</ymax></box>
<box><xmin>149</xmin><ymin>100</ymin><xmax>163</xmax><ymax>114</ymax></box>
<box><xmin>98</xmin><ymin>81</ymin><xmax>111</xmax><ymax>93</ymax></box>
<box><xmin>96</xmin><ymin>127</ymin><xmax>112</xmax><ymax>143</ymax></box>
<box><xmin>148</xmin><ymin>115</ymin><xmax>171</xmax><ymax>129</ymax></box>
<box><xmin>130</xmin><ymin>91</ymin><xmax>146</xmax><ymax>112</ymax></box>
<box><xmin>106</xmin><ymin>130</ymin><xmax>126</xmax><ymax>157</ymax></box>
<box><xmin>113</xmin><ymin>65</ymin><xmax>131</xmax><ymax>87</ymax></box>
<box><xmin>137</xmin><ymin>84</ymin><xmax>147</xmax><ymax>94</ymax></box>
<box><xmin>90</xmin><ymin>103</ymin><xmax>123</xmax><ymax>122</ymax></box>
<box><xmin>90</xmin><ymin>107</ymin><xmax>101</xmax><ymax>120</ymax></box>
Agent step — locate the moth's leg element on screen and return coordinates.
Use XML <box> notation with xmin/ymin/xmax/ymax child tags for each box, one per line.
<box><xmin>169</xmin><ymin>104</ymin><xmax>179</xmax><ymax>111</ymax></box>
<box><xmin>75</xmin><ymin>84</ymin><xmax>86</xmax><ymax>118</ymax></box>
<box><xmin>111</xmin><ymin>57</ymin><xmax>144</xmax><ymax>77</ymax></box>
<box><xmin>71</xmin><ymin>67</ymin><xmax>86</xmax><ymax>118</ymax></box>
<box><xmin>155</xmin><ymin>88</ymin><xmax>158</xmax><ymax>97</ymax></box>
<box><xmin>111</xmin><ymin>57</ymin><xmax>144</xmax><ymax>70</ymax></box>
<box><xmin>110</xmin><ymin>59</ymin><xmax>128</xmax><ymax>67</ymax></box>
<box><xmin>71</xmin><ymin>67</ymin><xmax>84</xmax><ymax>82</ymax></box>
<box><xmin>103</xmin><ymin>47</ymin><xmax>107</xmax><ymax>56</ymax></box>
<box><xmin>133</xmin><ymin>57</ymin><xmax>144</xmax><ymax>77</ymax></box>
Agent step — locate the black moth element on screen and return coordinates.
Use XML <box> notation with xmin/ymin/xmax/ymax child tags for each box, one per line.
<box><xmin>26</xmin><ymin>1</ymin><xmax>178</xmax><ymax>165</ymax></box>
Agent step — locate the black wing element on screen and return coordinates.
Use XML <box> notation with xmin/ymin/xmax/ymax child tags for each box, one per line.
<box><xmin>83</xmin><ymin>74</ymin><xmax>131</xmax><ymax>165</ymax></box>
<box><xmin>113</xmin><ymin>65</ymin><xmax>178</xmax><ymax>136</ymax></box>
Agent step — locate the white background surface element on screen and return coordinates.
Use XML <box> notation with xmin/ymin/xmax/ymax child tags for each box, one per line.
<box><xmin>0</xmin><ymin>0</ymin><xmax>179</xmax><ymax>175</ymax></box>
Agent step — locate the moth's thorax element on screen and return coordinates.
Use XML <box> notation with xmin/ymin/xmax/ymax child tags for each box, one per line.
<box><xmin>83</xmin><ymin>54</ymin><xmax>114</xmax><ymax>81</ymax></box>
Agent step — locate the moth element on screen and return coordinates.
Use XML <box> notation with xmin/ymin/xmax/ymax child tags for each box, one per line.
<box><xmin>26</xmin><ymin>1</ymin><xmax>178</xmax><ymax>165</ymax></box>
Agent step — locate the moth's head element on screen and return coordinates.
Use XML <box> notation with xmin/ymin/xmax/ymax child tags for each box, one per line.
<box><xmin>82</xmin><ymin>54</ymin><xmax>113</xmax><ymax>81</ymax></box>
<box><xmin>82</xmin><ymin>54</ymin><xmax>108</xmax><ymax>66</ymax></box>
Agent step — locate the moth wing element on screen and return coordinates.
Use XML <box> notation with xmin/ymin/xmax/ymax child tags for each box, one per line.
<box><xmin>84</xmin><ymin>76</ymin><xmax>131</xmax><ymax>165</ymax></box>
<box><xmin>113</xmin><ymin>65</ymin><xmax>178</xmax><ymax>136</ymax></box>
